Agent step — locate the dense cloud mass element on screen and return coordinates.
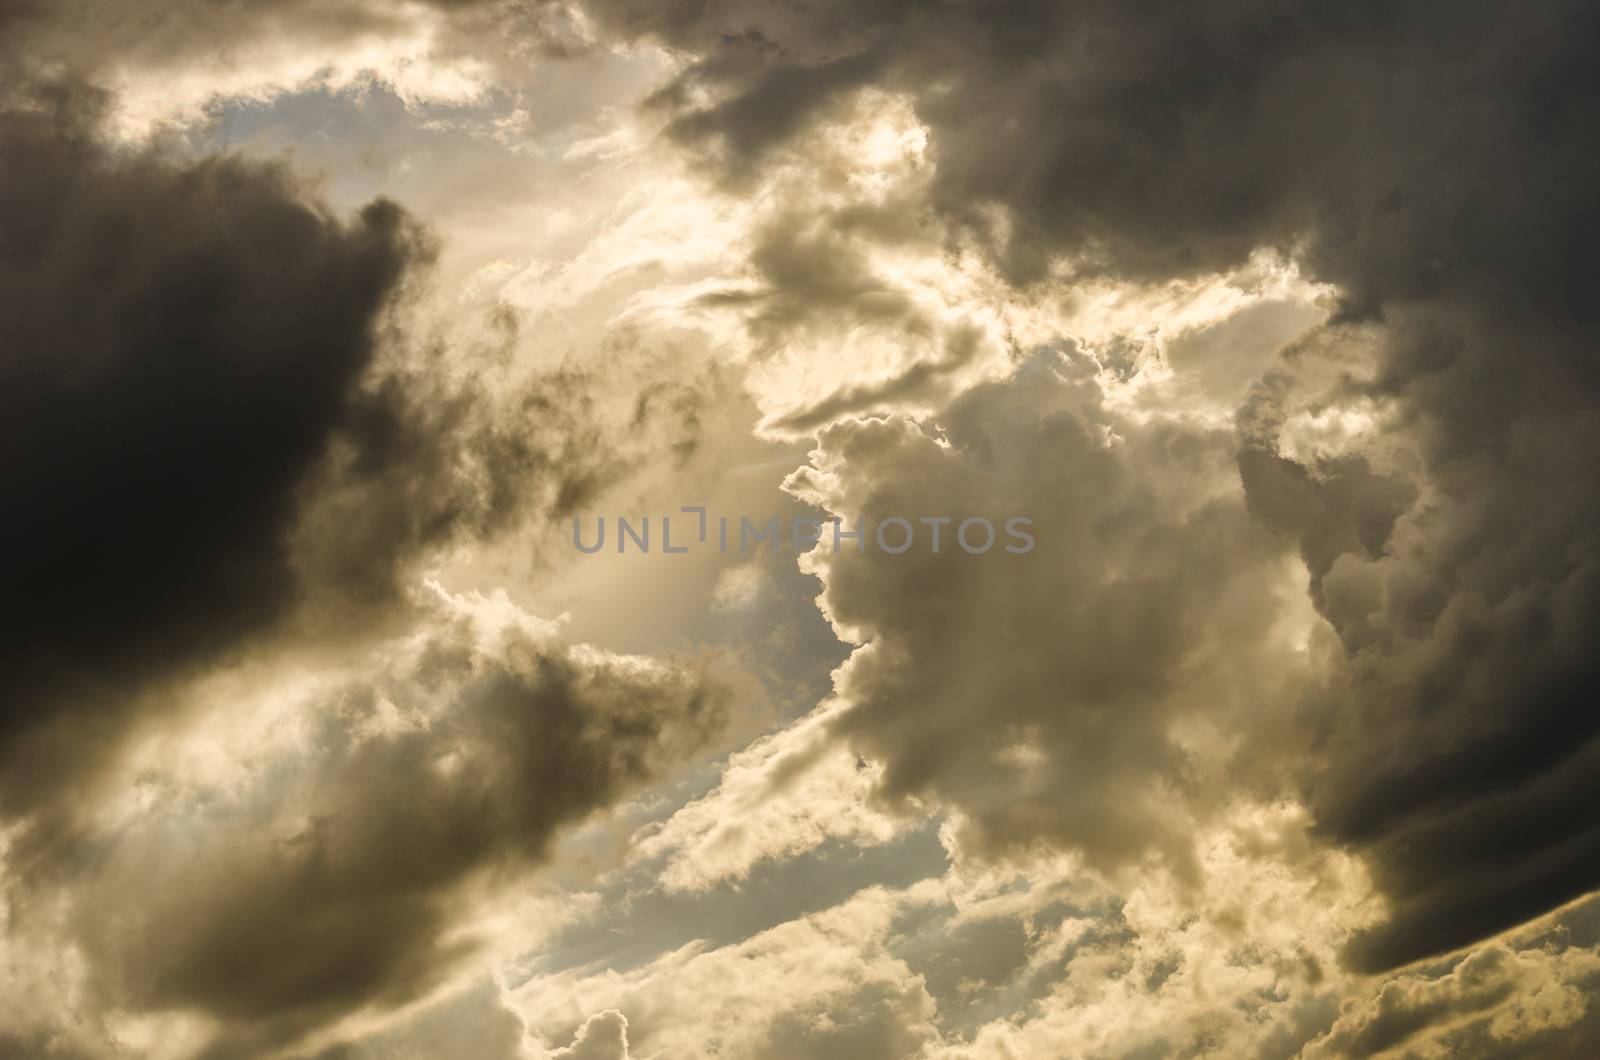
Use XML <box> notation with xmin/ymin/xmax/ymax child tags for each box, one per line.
<box><xmin>786</xmin><ymin>349</ymin><xmax>1311</xmax><ymax>873</ymax></box>
<box><xmin>0</xmin><ymin>80</ymin><xmax>423</xmax><ymax>813</ymax></box>
<box><xmin>0</xmin><ymin>73</ymin><xmax>722</xmax><ymax>1054</ymax></box>
<box><xmin>4</xmin><ymin>0</ymin><xmax>1600</xmax><ymax>1055</ymax></box>
<box><xmin>1238</xmin><ymin>317</ymin><xmax>1600</xmax><ymax>971</ymax></box>
<box><xmin>583</xmin><ymin>0</ymin><xmax>1597</xmax><ymax>288</ymax></box>
<box><xmin>570</xmin><ymin>0</ymin><xmax>1600</xmax><ymax>972</ymax></box>
<box><xmin>0</xmin><ymin>74</ymin><xmax>659</xmax><ymax>834</ymax></box>
<box><xmin>52</xmin><ymin>609</ymin><xmax>726</xmax><ymax>1057</ymax></box>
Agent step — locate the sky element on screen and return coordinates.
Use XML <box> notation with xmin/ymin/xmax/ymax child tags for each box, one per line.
<box><xmin>2</xmin><ymin>1</ymin><xmax>1599</xmax><ymax>1058</ymax></box>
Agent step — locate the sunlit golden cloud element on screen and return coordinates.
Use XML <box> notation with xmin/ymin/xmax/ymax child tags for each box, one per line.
<box><xmin>2</xmin><ymin>2</ymin><xmax>1599</xmax><ymax>1057</ymax></box>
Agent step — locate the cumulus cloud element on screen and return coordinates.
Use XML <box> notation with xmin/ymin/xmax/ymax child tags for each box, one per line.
<box><xmin>1235</xmin><ymin>311</ymin><xmax>1600</xmax><ymax>970</ymax></box>
<box><xmin>9</xmin><ymin>593</ymin><xmax>727</xmax><ymax>1057</ymax></box>
<box><xmin>8</xmin><ymin>0</ymin><xmax>1600</xmax><ymax>1053</ymax></box>
<box><xmin>910</xmin><ymin>805</ymin><xmax>1369</xmax><ymax>1060</ymax></box>
<box><xmin>0</xmin><ymin>66</ymin><xmax>740</xmax><ymax>1057</ymax></box>
<box><xmin>1301</xmin><ymin>931</ymin><xmax>1600</xmax><ymax>1059</ymax></box>
<box><xmin>546</xmin><ymin>1009</ymin><xmax>631</xmax><ymax>1060</ymax></box>
<box><xmin>0</xmin><ymin>77</ymin><xmax>421</xmax><ymax>818</ymax></box>
<box><xmin>783</xmin><ymin>348</ymin><xmax>1315</xmax><ymax>874</ymax></box>
<box><xmin>0</xmin><ymin>77</ymin><xmax>639</xmax><ymax>837</ymax></box>
<box><xmin>572</xmin><ymin>0</ymin><xmax>1600</xmax><ymax>972</ymax></box>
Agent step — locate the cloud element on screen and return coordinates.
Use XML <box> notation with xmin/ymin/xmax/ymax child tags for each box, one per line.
<box><xmin>6</xmin><ymin>0</ymin><xmax>1600</xmax><ymax>1052</ymax></box>
<box><xmin>629</xmin><ymin>702</ymin><xmax>908</xmax><ymax>893</ymax></box>
<box><xmin>514</xmin><ymin>882</ymin><xmax>940</xmax><ymax>1060</ymax></box>
<box><xmin>1236</xmin><ymin>314</ymin><xmax>1600</xmax><ymax>970</ymax></box>
<box><xmin>578</xmin><ymin>0</ymin><xmax>1595</xmax><ymax>294</ymax></box>
<box><xmin>572</xmin><ymin>0</ymin><xmax>1600</xmax><ymax>970</ymax></box>
<box><xmin>547</xmin><ymin>1009</ymin><xmax>630</xmax><ymax>1060</ymax></box>
<box><xmin>13</xmin><ymin>593</ymin><xmax>727</xmax><ymax>1057</ymax></box>
<box><xmin>784</xmin><ymin>348</ymin><xmax>1314</xmax><ymax>873</ymax></box>
<box><xmin>912</xmin><ymin>805</ymin><xmax>1372</xmax><ymax>1060</ymax></box>
<box><xmin>0</xmin><ymin>78</ymin><xmax>423</xmax><ymax>819</ymax></box>
<box><xmin>516</xmin><ymin>803</ymin><xmax>1374</xmax><ymax>1060</ymax></box>
<box><xmin>0</xmin><ymin>75</ymin><xmax>739</xmax><ymax>1057</ymax></box>
<box><xmin>1302</xmin><ymin>935</ymin><xmax>1600</xmax><ymax>1059</ymax></box>
<box><xmin>0</xmin><ymin>75</ymin><xmax>669</xmax><ymax>838</ymax></box>
<box><xmin>304</xmin><ymin>977</ymin><xmax>540</xmax><ymax>1060</ymax></box>
<box><xmin>0</xmin><ymin>0</ymin><xmax>591</xmax><ymax>134</ymax></box>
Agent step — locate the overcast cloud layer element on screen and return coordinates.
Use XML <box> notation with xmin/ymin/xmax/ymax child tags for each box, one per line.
<box><xmin>2</xmin><ymin>1</ymin><xmax>1598</xmax><ymax>1058</ymax></box>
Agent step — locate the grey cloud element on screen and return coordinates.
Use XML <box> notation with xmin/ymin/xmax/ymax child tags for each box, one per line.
<box><xmin>655</xmin><ymin>44</ymin><xmax>889</xmax><ymax>180</ymax></box>
<box><xmin>303</xmin><ymin>978</ymin><xmax>537</xmax><ymax>1060</ymax></box>
<box><xmin>0</xmin><ymin>77</ymin><xmax>652</xmax><ymax>847</ymax></box>
<box><xmin>580</xmin><ymin>0</ymin><xmax>1596</xmax><ymax>292</ymax></box>
<box><xmin>0</xmin><ymin>78</ymin><xmax>422</xmax><ymax>818</ymax></box>
<box><xmin>769</xmin><ymin>324</ymin><xmax>985</xmax><ymax>434</ymax></box>
<box><xmin>699</xmin><ymin>216</ymin><xmax>993</xmax><ymax>433</ymax></box>
<box><xmin>6</xmin><ymin>0</ymin><xmax>1600</xmax><ymax>1049</ymax></box>
<box><xmin>794</xmin><ymin>350</ymin><xmax>1306</xmax><ymax>872</ymax></box>
<box><xmin>0</xmin><ymin>1034</ymin><xmax>99</xmax><ymax>1060</ymax></box>
<box><xmin>705</xmin><ymin>219</ymin><xmax>922</xmax><ymax>340</ymax></box>
<box><xmin>1302</xmin><ymin>923</ymin><xmax>1600</xmax><ymax>1060</ymax></box>
<box><xmin>1315</xmin><ymin>946</ymin><xmax>1522</xmax><ymax>1058</ymax></box>
<box><xmin>576</xmin><ymin>0</ymin><xmax>1600</xmax><ymax>971</ymax></box>
<box><xmin>1237</xmin><ymin>312</ymin><xmax>1600</xmax><ymax>971</ymax></box>
<box><xmin>47</xmin><ymin>616</ymin><xmax>726</xmax><ymax>1057</ymax></box>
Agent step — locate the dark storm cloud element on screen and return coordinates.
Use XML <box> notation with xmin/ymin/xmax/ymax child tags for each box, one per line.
<box><xmin>653</xmin><ymin>43</ymin><xmax>889</xmax><ymax>180</ymax></box>
<box><xmin>1238</xmin><ymin>311</ymin><xmax>1600</xmax><ymax>971</ymax></box>
<box><xmin>0</xmin><ymin>80</ymin><xmax>621</xmax><ymax>838</ymax></box>
<box><xmin>1299</xmin><ymin>907</ymin><xmax>1600</xmax><ymax>1060</ymax></box>
<box><xmin>1312</xmin><ymin>946</ymin><xmax>1522</xmax><ymax>1058</ymax></box>
<box><xmin>0</xmin><ymin>71</ymin><xmax>734</xmax><ymax>1055</ymax></box>
<box><xmin>0</xmin><ymin>78</ymin><xmax>415</xmax><ymax>811</ymax></box>
<box><xmin>61</xmin><ymin>616</ymin><xmax>726</xmax><ymax>1058</ymax></box>
<box><xmin>582</xmin><ymin>0</ymin><xmax>1598</xmax><ymax>290</ymax></box>
<box><xmin>573</xmin><ymin>0</ymin><xmax>1600</xmax><ymax>969</ymax></box>
<box><xmin>700</xmin><ymin>219</ymin><xmax>922</xmax><ymax>341</ymax></box>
